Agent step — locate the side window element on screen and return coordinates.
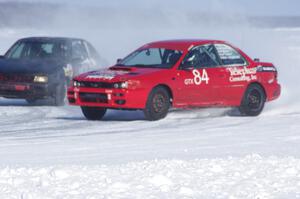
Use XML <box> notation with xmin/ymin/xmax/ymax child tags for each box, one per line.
<box><xmin>71</xmin><ymin>40</ymin><xmax>88</xmax><ymax>60</ymax></box>
<box><xmin>7</xmin><ymin>42</ymin><xmax>25</xmax><ymax>59</ymax></box>
<box><xmin>85</xmin><ymin>41</ymin><xmax>100</xmax><ymax>62</ymax></box>
<box><xmin>214</xmin><ymin>44</ymin><xmax>246</xmax><ymax>66</ymax></box>
<box><xmin>182</xmin><ymin>44</ymin><xmax>220</xmax><ymax>68</ymax></box>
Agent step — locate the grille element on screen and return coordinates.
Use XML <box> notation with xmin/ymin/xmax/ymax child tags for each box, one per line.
<box><xmin>0</xmin><ymin>74</ymin><xmax>34</xmax><ymax>83</ymax></box>
<box><xmin>79</xmin><ymin>81</ymin><xmax>114</xmax><ymax>89</ymax></box>
<box><xmin>79</xmin><ymin>93</ymin><xmax>108</xmax><ymax>103</ymax></box>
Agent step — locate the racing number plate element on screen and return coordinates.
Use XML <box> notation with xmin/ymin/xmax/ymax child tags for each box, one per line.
<box><xmin>15</xmin><ymin>85</ymin><xmax>27</xmax><ymax>91</ymax></box>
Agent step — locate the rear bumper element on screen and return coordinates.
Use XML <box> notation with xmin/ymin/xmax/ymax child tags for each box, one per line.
<box><xmin>67</xmin><ymin>86</ymin><xmax>148</xmax><ymax>109</ymax></box>
<box><xmin>0</xmin><ymin>82</ymin><xmax>50</xmax><ymax>99</ymax></box>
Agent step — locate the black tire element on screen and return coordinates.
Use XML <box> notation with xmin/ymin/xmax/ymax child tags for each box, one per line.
<box><xmin>81</xmin><ymin>106</ymin><xmax>107</xmax><ymax>120</ymax></box>
<box><xmin>26</xmin><ymin>98</ymin><xmax>37</xmax><ymax>105</ymax></box>
<box><xmin>144</xmin><ymin>86</ymin><xmax>170</xmax><ymax>121</ymax></box>
<box><xmin>53</xmin><ymin>82</ymin><xmax>67</xmax><ymax>106</ymax></box>
<box><xmin>239</xmin><ymin>84</ymin><xmax>266</xmax><ymax>116</ymax></box>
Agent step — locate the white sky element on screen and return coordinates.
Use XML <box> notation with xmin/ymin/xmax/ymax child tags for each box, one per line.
<box><xmin>1</xmin><ymin>0</ymin><xmax>300</xmax><ymax>16</ymax></box>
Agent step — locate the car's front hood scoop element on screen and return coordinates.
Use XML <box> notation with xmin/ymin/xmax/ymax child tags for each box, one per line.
<box><xmin>82</xmin><ymin>69</ymin><xmax>131</xmax><ymax>81</ymax></box>
<box><xmin>77</xmin><ymin>66</ymin><xmax>162</xmax><ymax>82</ymax></box>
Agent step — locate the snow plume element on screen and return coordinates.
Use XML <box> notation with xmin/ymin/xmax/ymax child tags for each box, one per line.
<box><xmin>0</xmin><ymin>0</ymin><xmax>250</xmax><ymax>61</ymax></box>
<box><xmin>0</xmin><ymin>1</ymin><xmax>299</xmax><ymax>113</ymax></box>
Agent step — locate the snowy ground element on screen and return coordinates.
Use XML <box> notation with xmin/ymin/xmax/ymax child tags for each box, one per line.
<box><xmin>0</xmin><ymin>22</ymin><xmax>300</xmax><ymax>198</ymax></box>
<box><xmin>1</xmin><ymin>155</ymin><xmax>300</xmax><ymax>199</ymax></box>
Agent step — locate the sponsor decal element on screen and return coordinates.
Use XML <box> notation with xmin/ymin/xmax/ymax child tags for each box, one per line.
<box><xmin>86</xmin><ymin>70</ymin><xmax>129</xmax><ymax>80</ymax></box>
<box><xmin>228</xmin><ymin>67</ymin><xmax>257</xmax><ymax>82</ymax></box>
<box><xmin>184</xmin><ymin>69</ymin><xmax>210</xmax><ymax>85</ymax></box>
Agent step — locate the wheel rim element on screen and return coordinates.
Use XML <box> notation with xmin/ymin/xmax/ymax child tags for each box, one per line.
<box><xmin>152</xmin><ymin>93</ymin><xmax>167</xmax><ymax>113</ymax></box>
<box><xmin>247</xmin><ymin>89</ymin><xmax>262</xmax><ymax>110</ymax></box>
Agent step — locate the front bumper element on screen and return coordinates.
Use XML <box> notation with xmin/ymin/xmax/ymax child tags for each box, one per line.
<box><xmin>265</xmin><ymin>82</ymin><xmax>281</xmax><ymax>102</ymax></box>
<box><xmin>67</xmin><ymin>86</ymin><xmax>148</xmax><ymax>109</ymax></box>
<box><xmin>0</xmin><ymin>82</ymin><xmax>50</xmax><ymax>99</ymax></box>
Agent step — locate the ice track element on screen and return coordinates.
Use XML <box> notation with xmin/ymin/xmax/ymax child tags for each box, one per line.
<box><xmin>0</xmin><ymin>99</ymin><xmax>299</xmax><ymax>166</ymax></box>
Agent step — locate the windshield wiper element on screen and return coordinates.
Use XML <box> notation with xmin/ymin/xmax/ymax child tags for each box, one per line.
<box><xmin>115</xmin><ymin>64</ymin><xmax>126</xmax><ymax>66</ymax></box>
<box><xmin>129</xmin><ymin>64</ymin><xmax>149</xmax><ymax>67</ymax></box>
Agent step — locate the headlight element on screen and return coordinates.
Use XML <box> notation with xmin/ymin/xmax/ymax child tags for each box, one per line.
<box><xmin>113</xmin><ymin>82</ymin><xmax>128</xmax><ymax>89</ymax></box>
<box><xmin>34</xmin><ymin>75</ymin><xmax>48</xmax><ymax>83</ymax></box>
<box><xmin>73</xmin><ymin>80</ymin><xmax>80</xmax><ymax>87</ymax></box>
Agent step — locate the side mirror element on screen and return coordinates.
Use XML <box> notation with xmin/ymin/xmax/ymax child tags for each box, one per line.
<box><xmin>116</xmin><ymin>58</ymin><xmax>123</xmax><ymax>64</ymax></box>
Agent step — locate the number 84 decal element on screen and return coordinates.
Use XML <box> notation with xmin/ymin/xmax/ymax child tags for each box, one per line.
<box><xmin>184</xmin><ymin>69</ymin><xmax>210</xmax><ymax>85</ymax></box>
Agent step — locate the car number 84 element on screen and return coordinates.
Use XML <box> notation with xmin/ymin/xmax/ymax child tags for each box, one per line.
<box><xmin>184</xmin><ymin>69</ymin><xmax>210</xmax><ymax>85</ymax></box>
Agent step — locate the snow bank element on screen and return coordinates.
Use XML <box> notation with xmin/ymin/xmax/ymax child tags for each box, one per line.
<box><xmin>1</xmin><ymin>155</ymin><xmax>300</xmax><ymax>199</ymax></box>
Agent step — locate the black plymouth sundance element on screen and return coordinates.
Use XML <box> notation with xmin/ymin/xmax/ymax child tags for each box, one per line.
<box><xmin>0</xmin><ymin>37</ymin><xmax>102</xmax><ymax>105</ymax></box>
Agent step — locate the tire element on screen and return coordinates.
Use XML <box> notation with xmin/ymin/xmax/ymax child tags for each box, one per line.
<box><xmin>239</xmin><ymin>84</ymin><xmax>266</xmax><ymax>116</ymax></box>
<box><xmin>144</xmin><ymin>86</ymin><xmax>171</xmax><ymax>121</ymax></box>
<box><xmin>53</xmin><ymin>82</ymin><xmax>67</xmax><ymax>106</ymax></box>
<box><xmin>26</xmin><ymin>98</ymin><xmax>37</xmax><ymax>104</ymax></box>
<box><xmin>81</xmin><ymin>106</ymin><xmax>107</xmax><ymax>120</ymax></box>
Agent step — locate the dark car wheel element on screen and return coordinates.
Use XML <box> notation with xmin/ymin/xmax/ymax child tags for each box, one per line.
<box><xmin>239</xmin><ymin>84</ymin><xmax>266</xmax><ymax>116</ymax></box>
<box><xmin>26</xmin><ymin>98</ymin><xmax>37</xmax><ymax>105</ymax></box>
<box><xmin>81</xmin><ymin>106</ymin><xmax>107</xmax><ymax>120</ymax></box>
<box><xmin>144</xmin><ymin>86</ymin><xmax>170</xmax><ymax>121</ymax></box>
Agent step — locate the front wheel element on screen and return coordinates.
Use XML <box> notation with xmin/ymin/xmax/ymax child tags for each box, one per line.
<box><xmin>26</xmin><ymin>98</ymin><xmax>37</xmax><ymax>105</ymax></box>
<box><xmin>239</xmin><ymin>84</ymin><xmax>266</xmax><ymax>116</ymax></box>
<box><xmin>81</xmin><ymin>106</ymin><xmax>107</xmax><ymax>120</ymax></box>
<box><xmin>144</xmin><ymin>86</ymin><xmax>170</xmax><ymax>121</ymax></box>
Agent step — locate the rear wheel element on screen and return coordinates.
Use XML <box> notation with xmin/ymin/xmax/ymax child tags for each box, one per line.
<box><xmin>239</xmin><ymin>84</ymin><xmax>266</xmax><ymax>116</ymax></box>
<box><xmin>144</xmin><ymin>86</ymin><xmax>170</xmax><ymax>121</ymax></box>
<box><xmin>81</xmin><ymin>106</ymin><xmax>107</xmax><ymax>120</ymax></box>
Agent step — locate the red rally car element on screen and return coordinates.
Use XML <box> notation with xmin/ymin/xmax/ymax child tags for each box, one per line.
<box><xmin>68</xmin><ymin>40</ymin><xmax>281</xmax><ymax>121</ymax></box>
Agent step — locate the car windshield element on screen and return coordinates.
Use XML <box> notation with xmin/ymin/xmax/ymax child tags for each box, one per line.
<box><xmin>118</xmin><ymin>48</ymin><xmax>183</xmax><ymax>68</ymax></box>
<box><xmin>5</xmin><ymin>40</ymin><xmax>68</xmax><ymax>59</ymax></box>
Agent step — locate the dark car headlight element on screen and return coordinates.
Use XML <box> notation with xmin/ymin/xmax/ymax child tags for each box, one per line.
<box><xmin>34</xmin><ymin>75</ymin><xmax>48</xmax><ymax>83</ymax></box>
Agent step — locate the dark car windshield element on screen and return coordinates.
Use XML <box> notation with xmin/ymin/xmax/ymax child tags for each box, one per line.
<box><xmin>5</xmin><ymin>40</ymin><xmax>68</xmax><ymax>60</ymax></box>
<box><xmin>118</xmin><ymin>48</ymin><xmax>183</xmax><ymax>68</ymax></box>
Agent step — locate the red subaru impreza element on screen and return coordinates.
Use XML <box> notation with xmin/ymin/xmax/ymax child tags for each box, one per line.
<box><xmin>68</xmin><ymin>40</ymin><xmax>281</xmax><ymax>121</ymax></box>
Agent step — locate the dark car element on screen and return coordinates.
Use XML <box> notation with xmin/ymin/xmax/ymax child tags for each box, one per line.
<box><xmin>0</xmin><ymin>37</ymin><xmax>102</xmax><ymax>105</ymax></box>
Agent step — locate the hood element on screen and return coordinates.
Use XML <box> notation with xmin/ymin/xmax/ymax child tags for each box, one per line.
<box><xmin>75</xmin><ymin>66</ymin><xmax>162</xmax><ymax>82</ymax></box>
<box><xmin>0</xmin><ymin>58</ymin><xmax>64</xmax><ymax>75</ymax></box>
